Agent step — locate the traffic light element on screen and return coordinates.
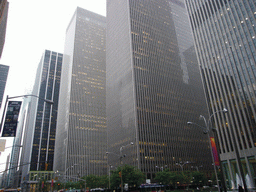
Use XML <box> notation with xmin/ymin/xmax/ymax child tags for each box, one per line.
<box><xmin>119</xmin><ymin>171</ymin><xmax>122</xmax><ymax>177</ymax></box>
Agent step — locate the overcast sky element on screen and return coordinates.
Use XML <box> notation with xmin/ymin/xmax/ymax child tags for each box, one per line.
<box><xmin>0</xmin><ymin>0</ymin><xmax>106</xmax><ymax>171</ymax></box>
<box><xmin>1</xmin><ymin>0</ymin><xmax>106</xmax><ymax>97</ymax></box>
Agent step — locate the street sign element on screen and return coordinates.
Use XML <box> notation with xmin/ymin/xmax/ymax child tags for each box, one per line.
<box><xmin>1</xmin><ymin>101</ymin><xmax>22</xmax><ymax>137</ymax></box>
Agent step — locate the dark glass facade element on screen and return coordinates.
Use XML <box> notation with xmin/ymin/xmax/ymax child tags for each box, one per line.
<box><xmin>29</xmin><ymin>50</ymin><xmax>63</xmax><ymax>171</ymax></box>
<box><xmin>0</xmin><ymin>64</ymin><xmax>9</xmax><ymax>108</ymax></box>
<box><xmin>185</xmin><ymin>0</ymin><xmax>256</xmax><ymax>189</ymax></box>
<box><xmin>19</xmin><ymin>50</ymin><xmax>63</xmax><ymax>183</ymax></box>
<box><xmin>107</xmin><ymin>0</ymin><xmax>213</xmax><ymax>179</ymax></box>
<box><xmin>54</xmin><ymin>7</ymin><xmax>106</xmax><ymax>177</ymax></box>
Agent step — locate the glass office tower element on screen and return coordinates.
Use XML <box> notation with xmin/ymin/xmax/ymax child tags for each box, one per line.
<box><xmin>0</xmin><ymin>64</ymin><xmax>9</xmax><ymax>108</ymax></box>
<box><xmin>54</xmin><ymin>7</ymin><xmax>106</xmax><ymax>177</ymax></box>
<box><xmin>20</xmin><ymin>50</ymin><xmax>63</xmax><ymax>187</ymax></box>
<box><xmin>107</xmin><ymin>0</ymin><xmax>213</xmax><ymax>179</ymax></box>
<box><xmin>185</xmin><ymin>0</ymin><xmax>256</xmax><ymax>189</ymax></box>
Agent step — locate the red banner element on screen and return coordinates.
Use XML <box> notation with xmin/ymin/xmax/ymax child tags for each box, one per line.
<box><xmin>51</xmin><ymin>179</ymin><xmax>54</xmax><ymax>187</ymax></box>
<box><xmin>210</xmin><ymin>137</ymin><xmax>220</xmax><ymax>166</ymax></box>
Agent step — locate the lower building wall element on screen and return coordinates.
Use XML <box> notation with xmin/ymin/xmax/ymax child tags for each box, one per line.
<box><xmin>222</xmin><ymin>156</ymin><xmax>256</xmax><ymax>190</ymax></box>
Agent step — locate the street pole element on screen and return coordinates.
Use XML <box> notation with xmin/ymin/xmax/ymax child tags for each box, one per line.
<box><xmin>187</xmin><ymin>108</ymin><xmax>228</xmax><ymax>192</ymax></box>
<box><xmin>0</xmin><ymin>94</ymin><xmax>54</xmax><ymax>189</ymax></box>
<box><xmin>106</xmin><ymin>142</ymin><xmax>133</xmax><ymax>192</ymax></box>
<box><xmin>176</xmin><ymin>161</ymin><xmax>190</xmax><ymax>174</ymax></box>
<box><xmin>0</xmin><ymin>94</ymin><xmax>54</xmax><ymax>135</ymax></box>
<box><xmin>120</xmin><ymin>156</ymin><xmax>123</xmax><ymax>192</ymax></box>
<box><xmin>191</xmin><ymin>165</ymin><xmax>202</xmax><ymax>172</ymax></box>
<box><xmin>156</xmin><ymin>165</ymin><xmax>167</xmax><ymax>172</ymax></box>
<box><xmin>120</xmin><ymin>142</ymin><xmax>133</xmax><ymax>192</ymax></box>
<box><xmin>64</xmin><ymin>164</ymin><xmax>79</xmax><ymax>190</ymax></box>
<box><xmin>108</xmin><ymin>164</ymin><xmax>112</xmax><ymax>189</ymax></box>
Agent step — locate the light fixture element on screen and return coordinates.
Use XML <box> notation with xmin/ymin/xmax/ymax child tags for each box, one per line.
<box><xmin>223</xmin><ymin>108</ymin><xmax>228</xmax><ymax>113</ymax></box>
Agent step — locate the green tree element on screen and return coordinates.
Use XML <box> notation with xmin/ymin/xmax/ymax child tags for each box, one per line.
<box><xmin>175</xmin><ymin>173</ymin><xmax>186</xmax><ymax>185</ymax></box>
<box><xmin>191</xmin><ymin>171</ymin><xmax>207</xmax><ymax>186</ymax></box>
<box><xmin>169</xmin><ymin>172</ymin><xmax>182</xmax><ymax>187</ymax></box>
<box><xmin>78</xmin><ymin>177</ymin><xmax>87</xmax><ymax>189</ymax></box>
<box><xmin>183</xmin><ymin>171</ymin><xmax>192</xmax><ymax>186</ymax></box>
<box><xmin>211</xmin><ymin>170</ymin><xmax>222</xmax><ymax>185</ymax></box>
<box><xmin>110</xmin><ymin>168</ymin><xmax>121</xmax><ymax>189</ymax></box>
<box><xmin>83</xmin><ymin>174</ymin><xmax>109</xmax><ymax>189</ymax></box>
<box><xmin>53</xmin><ymin>181</ymin><xmax>63</xmax><ymax>191</ymax></box>
<box><xmin>86</xmin><ymin>174</ymin><xmax>100</xmax><ymax>189</ymax></box>
<box><xmin>154</xmin><ymin>170</ymin><xmax>171</xmax><ymax>185</ymax></box>
<box><xmin>64</xmin><ymin>181</ymin><xmax>81</xmax><ymax>190</ymax></box>
<box><xmin>98</xmin><ymin>175</ymin><xmax>109</xmax><ymax>188</ymax></box>
<box><xmin>110</xmin><ymin>165</ymin><xmax>145</xmax><ymax>189</ymax></box>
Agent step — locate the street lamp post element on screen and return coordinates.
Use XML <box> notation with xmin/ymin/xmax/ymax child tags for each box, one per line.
<box><xmin>106</xmin><ymin>152</ymin><xmax>117</xmax><ymax>190</ymax></box>
<box><xmin>0</xmin><ymin>95</ymin><xmax>53</xmax><ymax>188</ymax></box>
<box><xmin>120</xmin><ymin>142</ymin><xmax>133</xmax><ymax>192</ymax></box>
<box><xmin>108</xmin><ymin>164</ymin><xmax>114</xmax><ymax>189</ymax></box>
<box><xmin>0</xmin><ymin>94</ymin><xmax>54</xmax><ymax>134</ymax></box>
<box><xmin>187</xmin><ymin>108</ymin><xmax>228</xmax><ymax>192</ymax></box>
<box><xmin>64</xmin><ymin>164</ymin><xmax>79</xmax><ymax>190</ymax></box>
<box><xmin>156</xmin><ymin>165</ymin><xmax>167</xmax><ymax>172</ymax></box>
<box><xmin>191</xmin><ymin>165</ymin><xmax>202</xmax><ymax>172</ymax></box>
<box><xmin>55</xmin><ymin>171</ymin><xmax>86</xmax><ymax>192</ymax></box>
<box><xmin>106</xmin><ymin>142</ymin><xmax>134</xmax><ymax>192</ymax></box>
<box><xmin>175</xmin><ymin>161</ymin><xmax>190</xmax><ymax>173</ymax></box>
<box><xmin>4</xmin><ymin>145</ymin><xmax>23</xmax><ymax>150</ymax></box>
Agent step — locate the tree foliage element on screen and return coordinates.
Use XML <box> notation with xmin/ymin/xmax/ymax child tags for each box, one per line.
<box><xmin>155</xmin><ymin>170</ymin><xmax>172</xmax><ymax>185</ymax></box>
<box><xmin>85</xmin><ymin>175</ymin><xmax>99</xmax><ymax>189</ymax></box>
<box><xmin>99</xmin><ymin>175</ymin><xmax>109</xmax><ymax>188</ymax></box>
<box><xmin>63</xmin><ymin>181</ymin><xmax>82</xmax><ymax>190</ymax></box>
<box><xmin>110</xmin><ymin>164</ymin><xmax>145</xmax><ymax>189</ymax></box>
<box><xmin>191</xmin><ymin>171</ymin><xmax>208</xmax><ymax>186</ymax></box>
<box><xmin>85</xmin><ymin>174</ymin><xmax>109</xmax><ymax>189</ymax></box>
<box><xmin>183</xmin><ymin>171</ymin><xmax>192</xmax><ymax>185</ymax></box>
<box><xmin>154</xmin><ymin>170</ymin><xmax>208</xmax><ymax>187</ymax></box>
<box><xmin>170</xmin><ymin>172</ymin><xmax>184</xmax><ymax>186</ymax></box>
<box><xmin>211</xmin><ymin>170</ymin><xmax>222</xmax><ymax>185</ymax></box>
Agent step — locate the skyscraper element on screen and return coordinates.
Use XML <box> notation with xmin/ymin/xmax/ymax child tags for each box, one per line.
<box><xmin>54</xmin><ymin>7</ymin><xmax>106</xmax><ymax>177</ymax></box>
<box><xmin>21</xmin><ymin>50</ymin><xmax>63</xmax><ymax>187</ymax></box>
<box><xmin>185</xmin><ymin>0</ymin><xmax>256</xmax><ymax>189</ymax></box>
<box><xmin>0</xmin><ymin>64</ymin><xmax>9</xmax><ymax>108</ymax></box>
<box><xmin>106</xmin><ymin>0</ymin><xmax>212</xmax><ymax>179</ymax></box>
<box><xmin>0</xmin><ymin>0</ymin><xmax>8</xmax><ymax>58</ymax></box>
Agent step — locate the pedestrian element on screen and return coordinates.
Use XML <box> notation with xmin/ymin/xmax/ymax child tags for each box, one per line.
<box><xmin>238</xmin><ymin>184</ymin><xmax>243</xmax><ymax>192</ymax></box>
